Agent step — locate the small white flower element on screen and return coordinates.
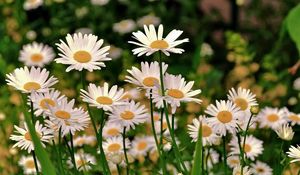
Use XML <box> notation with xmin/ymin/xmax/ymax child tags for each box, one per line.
<box><xmin>19</xmin><ymin>155</ymin><xmax>41</xmax><ymax>175</ymax></box>
<box><xmin>287</xmin><ymin>145</ymin><xmax>300</xmax><ymax>163</ymax></box>
<box><xmin>130</xmin><ymin>136</ymin><xmax>155</xmax><ymax>157</ymax></box>
<box><xmin>200</xmin><ymin>43</ymin><xmax>214</xmax><ymax>57</ymax></box>
<box><xmin>227</xmin><ymin>155</ymin><xmax>240</xmax><ymax>169</ymax></box>
<box><xmin>257</xmin><ymin>107</ymin><xmax>288</xmax><ymax>130</ymax></box>
<box><xmin>24</xmin><ymin>0</ymin><xmax>43</xmax><ymax>10</ymax></box>
<box><xmin>227</xmin><ymin>87</ymin><xmax>257</xmax><ymax>112</ymax></box>
<box><xmin>250</xmin><ymin>161</ymin><xmax>273</xmax><ymax>175</ymax></box>
<box><xmin>275</xmin><ymin>124</ymin><xmax>294</xmax><ymax>141</ymax></box>
<box><xmin>233</xmin><ymin>164</ymin><xmax>252</xmax><ymax>175</ymax></box>
<box><xmin>293</xmin><ymin>77</ymin><xmax>300</xmax><ymax>90</ymax></box>
<box><xmin>102</xmin><ymin>122</ymin><xmax>122</xmax><ymax>138</ymax></box>
<box><xmin>137</xmin><ymin>14</ymin><xmax>161</xmax><ymax>27</ymax></box>
<box><xmin>103</xmin><ymin>136</ymin><xmax>131</xmax><ymax>154</ymax></box>
<box><xmin>113</xmin><ymin>19</ymin><xmax>136</xmax><ymax>34</ymax></box>
<box><xmin>68</xmin><ymin>153</ymin><xmax>96</xmax><ymax>171</ymax></box>
<box><xmin>204</xmin><ymin>149</ymin><xmax>219</xmax><ymax>169</ymax></box>
<box><xmin>73</xmin><ymin>135</ymin><xmax>96</xmax><ymax>147</ymax></box>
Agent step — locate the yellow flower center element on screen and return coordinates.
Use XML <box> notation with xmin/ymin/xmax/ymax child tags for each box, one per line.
<box><xmin>217</xmin><ymin>111</ymin><xmax>233</xmax><ymax>123</ymax></box>
<box><xmin>120</xmin><ymin>111</ymin><xmax>134</xmax><ymax>120</ymax></box>
<box><xmin>267</xmin><ymin>114</ymin><xmax>279</xmax><ymax>122</ymax></box>
<box><xmin>23</xmin><ymin>82</ymin><xmax>41</xmax><ymax>91</ymax></box>
<box><xmin>30</xmin><ymin>53</ymin><xmax>43</xmax><ymax>62</ymax></box>
<box><xmin>108</xmin><ymin>143</ymin><xmax>121</xmax><ymax>152</ymax></box>
<box><xmin>96</xmin><ymin>96</ymin><xmax>113</xmax><ymax>105</ymax></box>
<box><xmin>73</xmin><ymin>50</ymin><xmax>92</xmax><ymax>63</ymax></box>
<box><xmin>289</xmin><ymin>115</ymin><xmax>300</xmax><ymax>122</ymax></box>
<box><xmin>162</xmin><ymin>122</ymin><xmax>168</xmax><ymax>130</ymax></box>
<box><xmin>24</xmin><ymin>132</ymin><xmax>41</xmax><ymax>141</ymax></box>
<box><xmin>153</xmin><ymin>115</ymin><xmax>160</xmax><ymax>121</ymax></box>
<box><xmin>137</xmin><ymin>141</ymin><xmax>148</xmax><ymax>151</ymax></box>
<box><xmin>55</xmin><ymin>110</ymin><xmax>71</xmax><ymax>119</ymax></box>
<box><xmin>229</xmin><ymin>159</ymin><xmax>239</xmax><ymax>165</ymax></box>
<box><xmin>76</xmin><ymin>159</ymin><xmax>86</xmax><ymax>167</ymax></box>
<box><xmin>234</xmin><ymin>98</ymin><xmax>248</xmax><ymax>111</ymax></box>
<box><xmin>40</xmin><ymin>98</ymin><xmax>55</xmax><ymax>109</ymax></box>
<box><xmin>76</xmin><ymin>138</ymin><xmax>85</xmax><ymax>145</ymax></box>
<box><xmin>150</xmin><ymin>40</ymin><xmax>169</xmax><ymax>49</ymax></box>
<box><xmin>121</xmin><ymin>93</ymin><xmax>132</xmax><ymax>100</ymax></box>
<box><xmin>25</xmin><ymin>159</ymin><xmax>35</xmax><ymax>169</ymax></box>
<box><xmin>202</xmin><ymin>125</ymin><xmax>212</xmax><ymax>137</ymax></box>
<box><xmin>256</xmin><ymin>167</ymin><xmax>265</xmax><ymax>173</ymax></box>
<box><xmin>107</xmin><ymin>128</ymin><xmax>119</xmax><ymax>136</ymax></box>
<box><xmin>167</xmin><ymin>89</ymin><xmax>184</xmax><ymax>99</ymax></box>
<box><xmin>244</xmin><ymin>144</ymin><xmax>252</xmax><ymax>153</ymax></box>
<box><xmin>142</xmin><ymin>77</ymin><xmax>159</xmax><ymax>87</ymax></box>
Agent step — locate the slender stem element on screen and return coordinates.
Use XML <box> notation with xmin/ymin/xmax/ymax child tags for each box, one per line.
<box><xmin>32</xmin><ymin>151</ymin><xmax>40</xmax><ymax>174</ymax></box>
<box><xmin>236</xmin><ymin>132</ymin><xmax>245</xmax><ymax>175</ymax></box>
<box><xmin>160</xmin><ymin>110</ymin><xmax>164</xmax><ymax>149</ymax></box>
<box><xmin>64</xmin><ymin>136</ymin><xmax>78</xmax><ymax>174</ymax></box>
<box><xmin>171</xmin><ymin>114</ymin><xmax>175</xmax><ymax>132</ymax></box>
<box><xmin>116</xmin><ymin>164</ymin><xmax>122</xmax><ymax>175</ymax></box>
<box><xmin>123</xmin><ymin>127</ymin><xmax>130</xmax><ymax>175</ymax></box>
<box><xmin>205</xmin><ymin>147</ymin><xmax>210</xmax><ymax>175</ymax></box>
<box><xmin>57</xmin><ymin>129</ymin><xmax>65</xmax><ymax>175</ymax></box>
<box><xmin>222</xmin><ymin>136</ymin><xmax>228</xmax><ymax>175</ymax></box>
<box><xmin>149</xmin><ymin>90</ymin><xmax>167</xmax><ymax>174</ymax></box>
<box><xmin>278</xmin><ymin>141</ymin><xmax>285</xmax><ymax>174</ymax></box>
<box><xmin>30</xmin><ymin>100</ymin><xmax>35</xmax><ymax>124</ymax></box>
<box><xmin>241</xmin><ymin>114</ymin><xmax>254</xmax><ymax>173</ymax></box>
<box><xmin>99</xmin><ymin>109</ymin><xmax>111</xmax><ymax>174</ymax></box>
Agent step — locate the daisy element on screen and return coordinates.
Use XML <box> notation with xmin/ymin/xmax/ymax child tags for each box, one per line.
<box><xmin>6</xmin><ymin>66</ymin><xmax>58</xmax><ymax>93</ymax></box>
<box><xmin>109</xmin><ymin>45</ymin><xmax>122</xmax><ymax>60</ymax></box>
<box><xmin>30</xmin><ymin>89</ymin><xmax>66</xmax><ymax>116</ymax></box>
<box><xmin>229</xmin><ymin>135</ymin><xmax>263</xmax><ymax>161</ymax></box>
<box><xmin>233</xmin><ymin>164</ymin><xmax>252</xmax><ymax>175</ymax></box>
<box><xmin>68</xmin><ymin>153</ymin><xmax>96</xmax><ymax>171</ymax></box>
<box><xmin>19</xmin><ymin>42</ymin><xmax>55</xmax><ymax>67</ymax></box>
<box><xmin>24</xmin><ymin>0</ymin><xmax>43</xmax><ymax>10</ymax></box>
<box><xmin>55</xmin><ymin>32</ymin><xmax>111</xmax><ymax>72</ymax></box>
<box><xmin>103</xmin><ymin>136</ymin><xmax>131</xmax><ymax>155</ymax></box>
<box><xmin>227</xmin><ymin>155</ymin><xmax>240</xmax><ymax>169</ymax></box>
<box><xmin>147</xmin><ymin>111</ymin><xmax>161</xmax><ymax>124</ymax></box>
<box><xmin>46</xmin><ymin>98</ymin><xmax>90</xmax><ymax>136</ymax></box>
<box><xmin>121</xmin><ymin>88</ymin><xmax>141</xmax><ymax>101</ymax></box>
<box><xmin>204</xmin><ymin>149</ymin><xmax>219</xmax><ymax>169</ymax></box>
<box><xmin>275</xmin><ymin>124</ymin><xmax>294</xmax><ymax>141</ymax></box>
<box><xmin>284</xmin><ymin>108</ymin><xmax>300</xmax><ymax>125</ymax></box>
<box><xmin>102</xmin><ymin>122</ymin><xmax>122</xmax><ymax>138</ymax></box>
<box><xmin>125</xmin><ymin>61</ymin><xmax>168</xmax><ymax>89</ymax></box>
<box><xmin>250</xmin><ymin>161</ymin><xmax>273</xmax><ymax>175</ymax></box>
<box><xmin>108</xmin><ymin>100</ymin><xmax>148</xmax><ymax>129</ymax></box>
<box><xmin>90</xmin><ymin>0</ymin><xmax>109</xmax><ymax>6</ymax></box>
<box><xmin>113</xmin><ymin>19</ymin><xmax>136</xmax><ymax>34</ymax></box>
<box><xmin>19</xmin><ymin>155</ymin><xmax>41</xmax><ymax>175</ymax></box>
<box><xmin>10</xmin><ymin>121</ymin><xmax>53</xmax><ymax>153</ymax></box>
<box><xmin>257</xmin><ymin>107</ymin><xmax>287</xmax><ymax>130</ymax></box>
<box><xmin>154</xmin><ymin>114</ymin><xmax>177</xmax><ymax>135</ymax></box>
<box><xmin>236</xmin><ymin>112</ymin><xmax>258</xmax><ymax>131</ymax></box>
<box><xmin>130</xmin><ymin>136</ymin><xmax>155</xmax><ymax>157</ymax></box>
<box><xmin>205</xmin><ymin>100</ymin><xmax>242</xmax><ymax>136</ymax></box>
<box><xmin>227</xmin><ymin>87</ymin><xmax>257</xmax><ymax>112</ymax></box>
<box><xmin>187</xmin><ymin>116</ymin><xmax>220</xmax><ymax>146</ymax></box>
<box><xmin>73</xmin><ymin>135</ymin><xmax>97</xmax><ymax>147</ymax></box>
<box><xmin>80</xmin><ymin>83</ymin><xmax>125</xmax><ymax>111</ymax></box>
<box><xmin>137</xmin><ymin>14</ymin><xmax>161</xmax><ymax>27</ymax></box>
<box><xmin>129</xmin><ymin>24</ymin><xmax>189</xmax><ymax>56</ymax></box>
<box><xmin>287</xmin><ymin>145</ymin><xmax>300</xmax><ymax>163</ymax></box>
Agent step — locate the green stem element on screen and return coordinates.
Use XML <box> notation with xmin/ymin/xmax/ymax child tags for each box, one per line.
<box><xmin>64</xmin><ymin>136</ymin><xmax>78</xmax><ymax>174</ymax></box>
<box><xmin>236</xmin><ymin>132</ymin><xmax>245</xmax><ymax>175</ymax></box>
<box><xmin>241</xmin><ymin>114</ymin><xmax>254</xmax><ymax>173</ymax></box>
<box><xmin>116</xmin><ymin>164</ymin><xmax>122</xmax><ymax>175</ymax></box>
<box><xmin>278</xmin><ymin>141</ymin><xmax>285</xmax><ymax>174</ymax></box>
<box><xmin>191</xmin><ymin>122</ymin><xmax>203</xmax><ymax>175</ymax></box>
<box><xmin>149</xmin><ymin>90</ymin><xmax>167</xmax><ymax>174</ymax></box>
<box><xmin>122</xmin><ymin>127</ymin><xmax>130</xmax><ymax>175</ymax></box>
<box><xmin>32</xmin><ymin>151</ymin><xmax>40</xmax><ymax>174</ymax></box>
<box><xmin>297</xmin><ymin>169</ymin><xmax>300</xmax><ymax>175</ymax></box>
<box><xmin>222</xmin><ymin>136</ymin><xmax>228</xmax><ymax>175</ymax></box>
<box><xmin>57</xmin><ymin>129</ymin><xmax>65</xmax><ymax>175</ymax></box>
<box><xmin>171</xmin><ymin>114</ymin><xmax>175</xmax><ymax>132</ymax></box>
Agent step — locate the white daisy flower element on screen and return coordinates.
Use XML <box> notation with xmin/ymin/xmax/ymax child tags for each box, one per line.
<box><xmin>55</xmin><ymin>32</ymin><xmax>111</xmax><ymax>72</ymax></box>
<box><xmin>287</xmin><ymin>145</ymin><xmax>300</xmax><ymax>163</ymax></box>
<box><xmin>10</xmin><ymin>121</ymin><xmax>53</xmax><ymax>153</ymax></box>
<box><xmin>284</xmin><ymin>108</ymin><xmax>300</xmax><ymax>125</ymax></box>
<box><xmin>275</xmin><ymin>124</ymin><xmax>294</xmax><ymax>141</ymax></box>
<box><xmin>108</xmin><ymin>100</ymin><xmax>148</xmax><ymax>129</ymax></box>
<box><xmin>233</xmin><ymin>164</ymin><xmax>252</xmax><ymax>175</ymax></box>
<box><xmin>68</xmin><ymin>153</ymin><xmax>96</xmax><ymax>171</ymax></box>
<box><xmin>187</xmin><ymin>116</ymin><xmax>220</xmax><ymax>146</ymax></box>
<box><xmin>113</xmin><ymin>19</ymin><xmax>136</xmax><ymax>34</ymax></box>
<box><xmin>108</xmin><ymin>45</ymin><xmax>122</xmax><ymax>60</ymax></box>
<box><xmin>250</xmin><ymin>161</ymin><xmax>273</xmax><ymax>175</ymax></box>
<box><xmin>125</xmin><ymin>61</ymin><xmax>168</xmax><ymax>89</ymax></box>
<box><xmin>227</xmin><ymin>87</ymin><xmax>257</xmax><ymax>112</ymax></box>
<box><xmin>102</xmin><ymin>122</ymin><xmax>122</xmax><ymax>138</ymax></box>
<box><xmin>146</xmin><ymin>111</ymin><xmax>161</xmax><ymax>124</ymax></box>
<box><xmin>257</xmin><ymin>107</ymin><xmax>287</xmax><ymax>130</ymax></box>
<box><xmin>90</xmin><ymin>0</ymin><xmax>109</xmax><ymax>6</ymax></box>
<box><xmin>204</xmin><ymin>148</ymin><xmax>219</xmax><ymax>169</ymax></box>
<box><xmin>229</xmin><ymin>135</ymin><xmax>263</xmax><ymax>161</ymax></box>
<box><xmin>24</xmin><ymin>0</ymin><xmax>43</xmax><ymax>10</ymax></box>
<box><xmin>200</xmin><ymin>43</ymin><xmax>214</xmax><ymax>57</ymax></box>
<box><xmin>205</xmin><ymin>100</ymin><xmax>242</xmax><ymax>136</ymax></box>
<box><xmin>19</xmin><ymin>42</ymin><xmax>55</xmax><ymax>67</ymax></box>
<box><xmin>154</xmin><ymin>114</ymin><xmax>177</xmax><ymax>135</ymax></box>
<box><xmin>46</xmin><ymin>98</ymin><xmax>90</xmax><ymax>136</ymax></box>
<box><xmin>129</xmin><ymin>24</ymin><xmax>189</xmax><ymax>56</ymax></box>
<box><xmin>236</xmin><ymin>112</ymin><xmax>258</xmax><ymax>131</ymax></box>
<box><xmin>6</xmin><ymin>66</ymin><xmax>58</xmax><ymax>93</ymax></box>
<box><xmin>130</xmin><ymin>136</ymin><xmax>155</xmax><ymax>157</ymax></box>
<box><xmin>73</xmin><ymin>135</ymin><xmax>96</xmax><ymax>147</ymax></box>
<box><xmin>18</xmin><ymin>155</ymin><xmax>41</xmax><ymax>175</ymax></box>
<box><xmin>30</xmin><ymin>89</ymin><xmax>66</xmax><ymax>116</ymax></box>
<box><xmin>227</xmin><ymin>155</ymin><xmax>240</xmax><ymax>169</ymax></box>
<box><xmin>80</xmin><ymin>82</ymin><xmax>125</xmax><ymax>111</ymax></box>
<box><xmin>137</xmin><ymin>14</ymin><xmax>161</xmax><ymax>27</ymax></box>
<box><xmin>103</xmin><ymin>136</ymin><xmax>131</xmax><ymax>154</ymax></box>
<box><xmin>121</xmin><ymin>88</ymin><xmax>141</xmax><ymax>101</ymax></box>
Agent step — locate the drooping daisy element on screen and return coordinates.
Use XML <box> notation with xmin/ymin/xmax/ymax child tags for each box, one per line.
<box><xmin>102</xmin><ymin>122</ymin><xmax>122</xmax><ymax>138</ymax></box>
<box><xmin>257</xmin><ymin>107</ymin><xmax>287</xmax><ymax>130</ymax></box>
<box><xmin>19</xmin><ymin>42</ymin><xmax>55</xmax><ymax>67</ymax></box>
<box><xmin>229</xmin><ymin>135</ymin><xmax>263</xmax><ymax>161</ymax></box>
<box><xmin>55</xmin><ymin>32</ymin><xmax>111</xmax><ymax>72</ymax></box>
<box><xmin>19</xmin><ymin>155</ymin><xmax>41</xmax><ymax>175</ymax></box>
<box><xmin>275</xmin><ymin>124</ymin><xmax>294</xmax><ymax>141</ymax></box>
<box><xmin>287</xmin><ymin>145</ymin><xmax>300</xmax><ymax>163</ymax></box>
<box><xmin>113</xmin><ymin>19</ymin><xmax>136</xmax><ymax>34</ymax></box>
<box><xmin>204</xmin><ymin>149</ymin><xmax>219</xmax><ymax>169</ymax></box>
<box><xmin>187</xmin><ymin>116</ymin><xmax>220</xmax><ymax>146</ymax></box>
<box><xmin>205</xmin><ymin>100</ymin><xmax>242</xmax><ymax>136</ymax></box>
<box><xmin>10</xmin><ymin>121</ymin><xmax>53</xmax><ymax>153</ymax></box>
<box><xmin>103</xmin><ymin>136</ymin><xmax>131</xmax><ymax>155</ymax></box>
<box><xmin>30</xmin><ymin>89</ymin><xmax>66</xmax><ymax>116</ymax></box>
<box><xmin>227</xmin><ymin>155</ymin><xmax>240</xmax><ymax>169</ymax></box>
<box><xmin>227</xmin><ymin>87</ymin><xmax>257</xmax><ymax>112</ymax></box>
<box><xmin>6</xmin><ymin>66</ymin><xmax>58</xmax><ymax>93</ymax></box>
<box><xmin>130</xmin><ymin>136</ymin><xmax>155</xmax><ymax>157</ymax></box>
<box><xmin>24</xmin><ymin>0</ymin><xmax>43</xmax><ymax>10</ymax></box>
<box><xmin>80</xmin><ymin>83</ymin><xmax>125</xmax><ymax>111</ymax></box>
<box><xmin>129</xmin><ymin>24</ymin><xmax>189</xmax><ymax>56</ymax></box>
<box><xmin>68</xmin><ymin>153</ymin><xmax>96</xmax><ymax>171</ymax></box>
<box><xmin>46</xmin><ymin>98</ymin><xmax>90</xmax><ymax>136</ymax></box>
<box><xmin>125</xmin><ymin>61</ymin><xmax>168</xmax><ymax>89</ymax></box>
<box><xmin>233</xmin><ymin>164</ymin><xmax>252</xmax><ymax>175</ymax></box>
<box><xmin>250</xmin><ymin>161</ymin><xmax>273</xmax><ymax>175</ymax></box>
<box><xmin>108</xmin><ymin>100</ymin><xmax>148</xmax><ymax>129</ymax></box>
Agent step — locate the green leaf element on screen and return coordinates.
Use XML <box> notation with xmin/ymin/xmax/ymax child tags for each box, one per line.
<box><xmin>287</xmin><ymin>3</ymin><xmax>300</xmax><ymax>55</ymax></box>
<box><xmin>191</xmin><ymin>121</ymin><xmax>203</xmax><ymax>175</ymax></box>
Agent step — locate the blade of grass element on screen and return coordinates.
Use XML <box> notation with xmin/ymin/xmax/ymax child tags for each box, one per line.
<box><xmin>191</xmin><ymin>121</ymin><xmax>203</xmax><ymax>175</ymax></box>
